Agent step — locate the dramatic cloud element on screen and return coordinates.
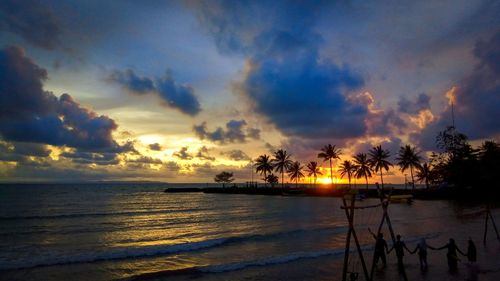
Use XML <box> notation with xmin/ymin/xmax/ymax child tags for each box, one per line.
<box><xmin>173</xmin><ymin>146</ymin><xmax>193</xmax><ymax>160</ymax></box>
<box><xmin>108</xmin><ymin>69</ymin><xmax>154</xmax><ymax>94</ymax></box>
<box><xmin>196</xmin><ymin>1</ymin><xmax>368</xmax><ymax>139</ymax></box>
<box><xmin>398</xmin><ymin>93</ymin><xmax>431</xmax><ymax>115</ymax></box>
<box><xmin>128</xmin><ymin>156</ymin><xmax>162</xmax><ymax>165</ymax></box>
<box><xmin>416</xmin><ymin>31</ymin><xmax>500</xmax><ymax>149</ymax></box>
<box><xmin>148</xmin><ymin>143</ymin><xmax>162</xmax><ymax>151</ymax></box>
<box><xmin>0</xmin><ymin>0</ymin><xmax>61</xmax><ymax>49</ymax></box>
<box><xmin>12</xmin><ymin>142</ymin><xmax>51</xmax><ymax>157</ymax></box>
<box><xmin>193</xmin><ymin>120</ymin><xmax>260</xmax><ymax>144</ymax></box>
<box><xmin>60</xmin><ymin>151</ymin><xmax>119</xmax><ymax>166</ymax></box>
<box><xmin>221</xmin><ymin>149</ymin><xmax>250</xmax><ymax>161</ymax></box>
<box><xmin>0</xmin><ymin>46</ymin><xmax>128</xmax><ymax>152</ymax></box>
<box><xmin>196</xmin><ymin>146</ymin><xmax>215</xmax><ymax>161</ymax></box>
<box><xmin>109</xmin><ymin>69</ymin><xmax>201</xmax><ymax>116</ymax></box>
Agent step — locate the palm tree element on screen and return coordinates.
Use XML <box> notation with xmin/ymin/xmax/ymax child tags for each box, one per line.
<box><xmin>416</xmin><ymin>163</ymin><xmax>433</xmax><ymax>189</ymax></box>
<box><xmin>339</xmin><ymin>160</ymin><xmax>357</xmax><ymax>188</ymax></box>
<box><xmin>368</xmin><ymin>145</ymin><xmax>393</xmax><ymax>188</ymax></box>
<box><xmin>271</xmin><ymin>149</ymin><xmax>293</xmax><ymax>188</ymax></box>
<box><xmin>255</xmin><ymin>154</ymin><xmax>272</xmax><ymax>186</ymax></box>
<box><xmin>317</xmin><ymin>144</ymin><xmax>342</xmax><ymax>187</ymax></box>
<box><xmin>287</xmin><ymin>161</ymin><xmax>304</xmax><ymax>188</ymax></box>
<box><xmin>353</xmin><ymin>153</ymin><xmax>372</xmax><ymax>188</ymax></box>
<box><xmin>265</xmin><ymin>173</ymin><xmax>279</xmax><ymax>188</ymax></box>
<box><xmin>396</xmin><ymin>145</ymin><xmax>422</xmax><ymax>189</ymax></box>
<box><xmin>305</xmin><ymin>161</ymin><xmax>323</xmax><ymax>186</ymax></box>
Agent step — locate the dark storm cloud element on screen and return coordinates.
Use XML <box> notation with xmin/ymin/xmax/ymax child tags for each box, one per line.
<box><xmin>173</xmin><ymin>146</ymin><xmax>193</xmax><ymax>160</ymax></box>
<box><xmin>148</xmin><ymin>143</ymin><xmax>162</xmax><ymax>151</ymax></box>
<box><xmin>416</xmin><ymin>31</ymin><xmax>500</xmax><ymax>149</ymax></box>
<box><xmin>366</xmin><ymin>108</ymin><xmax>407</xmax><ymax>136</ymax></box>
<box><xmin>0</xmin><ymin>141</ymin><xmax>52</xmax><ymax>164</ymax></box>
<box><xmin>0</xmin><ymin>46</ymin><xmax>128</xmax><ymax>152</ymax></box>
<box><xmin>108</xmin><ymin>69</ymin><xmax>154</xmax><ymax>94</ymax></box>
<box><xmin>0</xmin><ymin>0</ymin><xmax>62</xmax><ymax>50</ymax></box>
<box><xmin>195</xmin><ymin>1</ymin><xmax>368</xmax><ymax>139</ymax></box>
<box><xmin>193</xmin><ymin>120</ymin><xmax>260</xmax><ymax>144</ymax></box>
<box><xmin>13</xmin><ymin>142</ymin><xmax>51</xmax><ymax>157</ymax></box>
<box><xmin>60</xmin><ymin>151</ymin><xmax>119</xmax><ymax>166</ymax></box>
<box><xmin>196</xmin><ymin>146</ymin><xmax>215</xmax><ymax>161</ymax></box>
<box><xmin>221</xmin><ymin>149</ymin><xmax>250</xmax><ymax>161</ymax></box>
<box><xmin>398</xmin><ymin>93</ymin><xmax>431</xmax><ymax>115</ymax></box>
<box><xmin>109</xmin><ymin>69</ymin><xmax>201</xmax><ymax>116</ymax></box>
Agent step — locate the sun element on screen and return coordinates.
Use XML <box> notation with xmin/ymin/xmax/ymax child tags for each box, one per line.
<box><xmin>319</xmin><ymin>177</ymin><xmax>332</xmax><ymax>185</ymax></box>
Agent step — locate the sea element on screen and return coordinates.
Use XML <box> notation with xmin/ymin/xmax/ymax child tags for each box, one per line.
<box><xmin>1</xmin><ymin>183</ymin><xmax>499</xmax><ymax>281</ymax></box>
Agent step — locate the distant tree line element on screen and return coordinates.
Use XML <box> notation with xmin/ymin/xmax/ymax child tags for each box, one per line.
<box><xmin>217</xmin><ymin>126</ymin><xmax>499</xmax><ymax>193</ymax></box>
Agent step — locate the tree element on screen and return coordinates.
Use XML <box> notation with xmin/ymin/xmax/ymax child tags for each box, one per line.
<box><xmin>214</xmin><ymin>171</ymin><xmax>234</xmax><ymax>188</ymax></box>
<box><xmin>287</xmin><ymin>161</ymin><xmax>305</xmax><ymax>188</ymax></box>
<box><xmin>415</xmin><ymin>163</ymin><xmax>433</xmax><ymax>189</ymax></box>
<box><xmin>271</xmin><ymin>149</ymin><xmax>293</xmax><ymax>188</ymax></box>
<box><xmin>255</xmin><ymin>154</ymin><xmax>273</xmax><ymax>186</ymax></box>
<box><xmin>368</xmin><ymin>145</ymin><xmax>393</xmax><ymax>188</ymax></box>
<box><xmin>265</xmin><ymin>174</ymin><xmax>279</xmax><ymax>187</ymax></box>
<box><xmin>396</xmin><ymin>145</ymin><xmax>422</xmax><ymax>189</ymax></box>
<box><xmin>339</xmin><ymin>160</ymin><xmax>357</xmax><ymax>188</ymax></box>
<box><xmin>478</xmin><ymin>141</ymin><xmax>500</xmax><ymax>190</ymax></box>
<box><xmin>436</xmin><ymin>126</ymin><xmax>468</xmax><ymax>158</ymax></box>
<box><xmin>305</xmin><ymin>161</ymin><xmax>323</xmax><ymax>186</ymax></box>
<box><xmin>434</xmin><ymin>127</ymin><xmax>478</xmax><ymax>189</ymax></box>
<box><xmin>317</xmin><ymin>144</ymin><xmax>342</xmax><ymax>187</ymax></box>
<box><xmin>353</xmin><ymin>153</ymin><xmax>372</xmax><ymax>189</ymax></box>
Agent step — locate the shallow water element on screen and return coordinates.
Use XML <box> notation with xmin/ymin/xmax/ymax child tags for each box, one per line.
<box><xmin>0</xmin><ymin>183</ymin><xmax>499</xmax><ymax>281</ymax></box>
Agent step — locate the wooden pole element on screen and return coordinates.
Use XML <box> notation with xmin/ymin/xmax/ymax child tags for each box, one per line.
<box><xmin>488</xmin><ymin>209</ymin><xmax>500</xmax><ymax>242</ymax></box>
<box><xmin>342</xmin><ymin>197</ymin><xmax>370</xmax><ymax>281</ymax></box>
<box><xmin>484</xmin><ymin>206</ymin><xmax>490</xmax><ymax>245</ymax></box>
<box><xmin>370</xmin><ymin>189</ymin><xmax>398</xmax><ymax>281</ymax></box>
<box><xmin>342</xmin><ymin>197</ymin><xmax>354</xmax><ymax>281</ymax></box>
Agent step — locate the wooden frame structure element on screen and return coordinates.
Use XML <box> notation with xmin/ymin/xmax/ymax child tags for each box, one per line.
<box><xmin>369</xmin><ymin>189</ymin><xmax>399</xmax><ymax>281</ymax></box>
<box><xmin>483</xmin><ymin>205</ymin><xmax>500</xmax><ymax>244</ymax></box>
<box><xmin>341</xmin><ymin>187</ymin><xmax>401</xmax><ymax>281</ymax></box>
<box><xmin>341</xmin><ymin>193</ymin><xmax>383</xmax><ymax>281</ymax></box>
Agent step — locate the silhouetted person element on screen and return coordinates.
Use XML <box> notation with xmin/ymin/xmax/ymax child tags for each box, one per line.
<box><xmin>412</xmin><ymin>238</ymin><xmax>434</xmax><ymax>270</ymax></box>
<box><xmin>368</xmin><ymin>227</ymin><xmax>388</xmax><ymax>267</ymax></box>
<box><xmin>466</xmin><ymin>238</ymin><xmax>477</xmax><ymax>263</ymax></box>
<box><xmin>435</xmin><ymin>238</ymin><xmax>465</xmax><ymax>273</ymax></box>
<box><xmin>388</xmin><ymin>234</ymin><xmax>411</xmax><ymax>272</ymax></box>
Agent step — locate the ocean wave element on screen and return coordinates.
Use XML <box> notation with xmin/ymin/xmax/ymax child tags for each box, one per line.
<box><xmin>0</xmin><ymin>208</ymin><xmax>212</xmax><ymax>221</ymax></box>
<box><xmin>123</xmin><ymin>249</ymin><xmax>346</xmax><ymax>280</ymax></box>
<box><xmin>0</xmin><ymin>226</ymin><xmax>344</xmax><ymax>271</ymax></box>
<box><xmin>0</xmin><ymin>238</ymin><xmax>228</xmax><ymax>271</ymax></box>
<box><xmin>123</xmin><ymin>232</ymin><xmax>443</xmax><ymax>280</ymax></box>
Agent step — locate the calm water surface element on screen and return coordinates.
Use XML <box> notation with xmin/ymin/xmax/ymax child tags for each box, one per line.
<box><xmin>0</xmin><ymin>183</ymin><xmax>498</xmax><ymax>281</ymax></box>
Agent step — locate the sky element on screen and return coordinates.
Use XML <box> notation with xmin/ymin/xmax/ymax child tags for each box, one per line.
<box><xmin>0</xmin><ymin>0</ymin><xmax>499</xmax><ymax>183</ymax></box>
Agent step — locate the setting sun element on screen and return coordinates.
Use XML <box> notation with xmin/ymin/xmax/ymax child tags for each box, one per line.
<box><xmin>319</xmin><ymin>177</ymin><xmax>332</xmax><ymax>185</ymax></box>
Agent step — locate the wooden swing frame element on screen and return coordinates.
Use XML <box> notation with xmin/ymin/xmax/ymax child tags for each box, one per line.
<box><xmin>483</xmin><ymin>205</ymin><xmax>500</xmax><ymax>244</ymax></box>
<box><xmin>340</xmin><ymin>188</ymin><xmax>398</xmax><ymax>281</ymax></box>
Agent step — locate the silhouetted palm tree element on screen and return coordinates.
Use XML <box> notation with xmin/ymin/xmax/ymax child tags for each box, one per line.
<box><xmin>265</xmin><ymin>173</ymin><xmax>279</xmax><ymax>188</ymax></box>
<box><xmin>287</xmin><ymin>161</ymin><xmax>304</xmax><ymax>188</ymax></box>
<box><xmin>416</xmin><ymin>163</ymin><xmax>433</xmax><ymax>189</ymax></box>
<box><xmin>339</xmin><ymin>160</ymin><xmax>357</xmax><ymax>188</ymax></box>
<box><xmin>353</xmin><ymin>153</ymin><xmax>372</xmax><ymax>188</ymax></box>
<box><xmin>368</xmin><ymin>145</ymin><xmax>393</xmax><ymax>188</ymax></box>
<box><xmin>396</xmin><ymin>145</ymin><xmax>422</xmax><ymax>189</ymax></box>
<box><xmin>305</xmin><ymin>161</ymin><xmax>323</xmax><ymax>186</ymax></box>
<box><xmin>255</xmin><ymin>154</ymin><xmax>272</xmax><ymax>186</ymax></box>
<box><xmin>318</xmin><ymin>144</ymin><xmax>342</xmax><ymax>187</ymax></box>
<box><xmin>271</xmin><ymin>149</ymin><xmax>293</xmax><ymax>188</ymax></box>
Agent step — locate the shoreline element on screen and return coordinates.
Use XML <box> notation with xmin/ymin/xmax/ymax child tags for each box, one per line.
<box><xmin>164</xmin><ymin>186</ymin><xmax>500</xmax><ymax>201</ymax></box>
